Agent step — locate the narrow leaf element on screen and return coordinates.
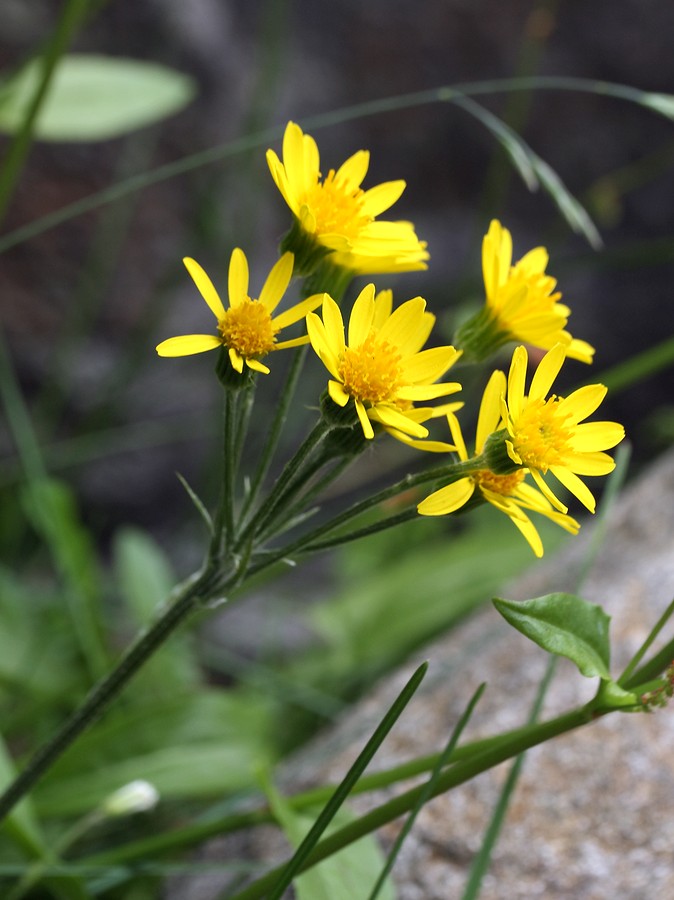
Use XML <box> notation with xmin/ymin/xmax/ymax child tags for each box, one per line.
<box><xmin>492</xmin><ymin>593</ymin><xmax>611</xmax><ymax>679</ymax></box>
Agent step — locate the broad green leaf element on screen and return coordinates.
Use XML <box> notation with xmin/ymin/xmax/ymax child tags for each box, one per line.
<box><xmin>493</xmin><ymin>593</ymin><xmax>611</xmax><ymax>679</ymax></box>
<box><xmin>34</xmin><ymin>689</ymin><xmax>276</xmax><ymax>816</ymax></box>
<box><xmin>113</xmin><ymin>527</ymin><xmax>198</xmax><ymax>692</ymax></box>
<box><xmin>0</xmin><ymin>55</ymin><xmax>196</xmax><ymax>141</ymax></box>
<box><xmin>21</xmin><ymin>478</ymin><xmax>108</xmax><ymax>677</ymax></box>
<box><xmin>266</xmin><ymin>781</ymin><xmax>395</xmax><ymax>900</ymax></box>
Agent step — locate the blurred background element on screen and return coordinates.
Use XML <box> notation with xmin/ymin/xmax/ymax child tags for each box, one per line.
<box><xmin>2</xmin><ymin>0</ymin><xmax>674</xmax><ymax>555</ymax></box>
<box><xmin>0</xmin><ymin>2</ymin><xmax>673</xmax><ymax>891</ymax></box>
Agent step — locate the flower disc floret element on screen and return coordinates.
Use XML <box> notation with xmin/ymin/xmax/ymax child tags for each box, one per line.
<box><xmin>307</xmin><ymin>286</ymin><xmax>461</xmax><ymax>440</ymax></box>
<box><xmin>156</xmin><ymin>249</ymin><xmax>324</xmax><ymax>375</ymax></box>
<box><xmin>267</xmin><ymin>121</ymin><xmax>429</xmax><ymax>276</ymax></box>
<box><xmin>338</xmin><ymin>333</ymin><xmax>403</xmax><ymax>404</ymax></box>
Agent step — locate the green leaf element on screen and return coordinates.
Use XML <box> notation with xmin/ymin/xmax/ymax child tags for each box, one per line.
<box><xmin>492</xmin><ymin>593</ymin><xmax>611</xmax><ymax>679</ymax></box>
<box><xmin>0</xmin><ymin>55</ymin><xmax>196</xmax><ymax>141</ymax></box>
<box><xmin>113</xmin><ymin>527</ymin><xmax>199</xmax><ymax>694</ymax></box>
<box><xmin>265</xmin><ymin>781</ymin><xmax>396</xmax><ymax>900</ymax></box>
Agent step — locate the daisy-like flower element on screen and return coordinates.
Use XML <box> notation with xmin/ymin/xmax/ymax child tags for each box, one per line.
<box><xmin>306</xmin><ymin>286</ymin><xmax>462</xmax><ymax>440</ymax></box>
<box><xmin>417</xmin><ymin>370</ymin><xmax>581</xmax><ymax>557</ymax></box>
<box><xmin>156</xmin><ymin>250</ymin><xmax>324</xmax><ymax>374</ymax></box>
<box><xmin>501</xmin><ymin>344</ymin><xmax>625</xmax><ymax>514</ymax></box>
<box><xmin>454</xmin><ymin>219</ymin><xmax>594</xmax><ymax>364</ymax></box>
<box><xmin>267</xmin><ymin>121</ymin><xmax>429</xmax><ymax>276</ymax></box>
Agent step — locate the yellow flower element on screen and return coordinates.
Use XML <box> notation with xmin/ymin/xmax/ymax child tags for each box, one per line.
<box><xmin>156</xmin><ymin>250</ymin><xmax>324</xmax><ymax>374</ymax></box>
<box><xmin>307</xmin><ymin>286</ymin><xmax>462</xmax><ymax>440</ymax></box>
<box><xmin>417</xmin><ymin>370</ymin><xmax>581</xmax><ymax>557</ymax></box>
<box><xmin>267</xmin><ymin>121</ymin><xmax>429</xmax><ymax>275</ymax></box>
<box><xmin>502</xmin><ymin>344</ymin><xmax>625</xmax><ymax>514</ymax></box>
<box><xmin>455</xmin><ymin>219</ymin><xmax>594</xmax><ymax>363</ymax></box>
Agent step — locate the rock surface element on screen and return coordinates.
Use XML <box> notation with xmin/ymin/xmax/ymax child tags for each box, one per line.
<box><xmin>168</xmin><ymin>446</ymin><xmax>674</xmax><ymax>899</ymax></box>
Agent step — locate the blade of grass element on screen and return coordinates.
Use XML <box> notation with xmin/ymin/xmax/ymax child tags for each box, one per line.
<box><xmin>368</xmin><ymin>682</ymin><xmax>486</xmax><ymax>900</ymax></box>
<box><xmin>265</xmin><ymin>661</ymin><xmax>428</xmax><ymax>900</ymax></box>
<box><xmin>1</xmin><ymin>76</ymin><xmax>670</xmax><ymax>254</ymax></box>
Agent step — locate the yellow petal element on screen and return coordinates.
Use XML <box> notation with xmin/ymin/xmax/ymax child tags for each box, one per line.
<box><xmin>399</xmin><ymin>346</ymin><xmax>459</xmax><ymax>384</ymax></box>
<box><xmin>228</xmin><ymin>248</ymin><xmax>249</xmax><ymax>308</ymax></box>
<box><xmin>567</xmin><ymin>421</ymin><xmax>625</xmax><ymax>452</ymax></box>
<box><xmin>228</xmin><ymin>347</ymin><xmax>244</xmax><ymax>373</ymax></box>
<box><xmin>558</xmin><ymin>384</ymin><xmax>607</xmax><ymax>424</ymax></box>
<box><xmin>246</xmin><ymin>357</ymin><xmax>270</xmax><ymax>375</ymax></box>
<box><xmin>307</xmin><ymin>312</ymin><xmax>341</xmax><ymax>378</ymax></box>
<box><xmin>378</xmin><ymin>296</ymin><xmax>427</xmax><ymax>354</ymax></box>
<box><xmin>561</xmin><ymin>450</ymin><xmax>616</xmax><ymax>476</ymax></box>
<box><xmin>273</xmin><ymin>292</ymin><xmax>326</xmax><ymax>330</ymax></box>
<box><xmin>266</xmin><ymin>150</ymin><xmax>296</xmax><ymax>214</ymax></box>
<box><xmin>447</xmin><ymin>411</ymin><xmax>468</xmax><ymax>461</ymax></box>
<box><xmin>355</xmin><ymin>400</ymin><xmax>375</xmax><ymax>439</ymax></box>
<box><xmin>549</xmin><ymin>466</ymin><xmax>596</xmax><ymax>513</ymax></box>
<box><xmin>396</xmin><ymin>382</ymin><xmax>462</xmax><ymax>401</ymax></box>
<box><xmin>529</xmin><ymin>344</ymin><xmax>566</xmax><ymax>401</ymax></box>
<box><xmin>508</xmin><ymin>510</ymin><xmax>544</xmax><ymax>557</ymax></box>
<box><xmin>328</xmin><ymin>379</ymin><xmax>350</xmax><ymax>407</ymax></box>
<box><xmin>418</xmin><ymin>478</ymin><xmax>475</xmax><ymax>516</ymax></box>
<box><xmin>361</xmin><ymin>180</ymin><xmax>406</xmax><ymax>216</ymax></box>
<box><xmin>373</xmin><ymin>290</ymin><xmax>393</xmax><ymax>328</ymax></box>
<box><xmin>372</xmin><ymin>404</ymin><xmax>428</xmax><ymax>437</ymax></box>
<box><xmin>156</xmin><ymin>334</ymin><xmax>222</xmax><ymax>357</ymax></box>
<box><xmin>348</xmin><ymin>284</ymin><xmax>376</xmax><ymax>347</ymax></box>
<box><xmin>321</xmin><ymin>295</ymin><xmax>346</xmax><ymax>357</ymax></box>
<box><xmin>507</xmin><ymin>346</ymin><xmax>528</xmax><ymax>420</ymax></box>
<box><xmin>335</xmin><ymin>149</ymin><xmax>370</xmax><ymax>190</ymax></box>
<box><xmin>183</xmin><ymin>258</ymin><xmax>226</xmax><ymax>320</ymax></box>
<box><xmin>530</xmin><ymin>467</ymin><xmax>567</xmax><ymax>513</ymax></box>
<box><xmin>259</xmin><ymin>252</ymin><xmax>294</xmax><ymax>312</ymax></box>
<box><xmin>476</xmin><ymin>369</ymin><xmax>506</xmax><ymax>452</ymax></box>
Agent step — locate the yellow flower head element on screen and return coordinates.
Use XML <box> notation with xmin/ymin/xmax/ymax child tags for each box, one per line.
<box><xmin>455</xmin><ymin>219</ymin><xmax>594</xmax><ymax>364</ymax></box>
<box><xmin>307</xmin><ymin>286</ymin><xmax>462</xmax><ymax>440</ymax></box>
<box><xmin>502</xmin><ymin>344</ymin><xmax>625</xmax><ymax>514</ymax></box>
<box><xmin>156</xmin><ymin>250</ymin><xmax>324</xmax><ymax>374</ymax></box>
<box><xmin>417</xmin><ymin>370</ymin><xmax>581</xmax><ymax>557</ymax></box>
<box><xmin>267</xmin><ymin>122</ymin><xmax>429</xmax><ymax>275</ymax></box>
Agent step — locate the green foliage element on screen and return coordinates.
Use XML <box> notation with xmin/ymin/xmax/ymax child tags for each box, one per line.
<box><xmin>268</xmin><ymin>791</ymin><xmax>396</xmax><ymax>900</ymax></box>
<box><xmin>492</xmin><ymin>593</ymin><xmax>611</xmax><ymax>679</ymax></box>
<box><xmin>0</xmin><ymin>55</ymin><xmax>196</xmax><ymax>142</ymax></box>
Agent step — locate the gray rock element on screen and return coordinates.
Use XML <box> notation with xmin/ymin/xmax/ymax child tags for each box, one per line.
<box><xmin>168</xmin><ymin>446</ymin><xmax>674</xmax><ymax>898</ymax></box>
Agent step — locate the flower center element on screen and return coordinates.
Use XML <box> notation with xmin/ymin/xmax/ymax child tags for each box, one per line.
<box><xmin>474</xmin><ymin>468</ymin><xmax>526</xmax><ymax>496</ymax></box>
<box><xmin>303</xmin><ymin>170</ymin><xmax>372</xmax><ymax>240</ymax></box>
<box><xmin>510</xmin><ymin>397</ymin><xmax>571</xmax><ymax>472</ymax></box>
<box><xmin>338</xmin><ymin>332</ymin><xmax>402</xmax><ymax>404</ymax></box>
<box><xmin>218</xmin><ymin>299</ymin><xmax>278</xmax><ymax>358</ymax></box>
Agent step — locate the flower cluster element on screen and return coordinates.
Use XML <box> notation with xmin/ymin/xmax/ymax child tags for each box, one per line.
<box><xmin>156</xmin><ymin>120</ymin><xmax>624</xmax><ymax>555</ymax></box>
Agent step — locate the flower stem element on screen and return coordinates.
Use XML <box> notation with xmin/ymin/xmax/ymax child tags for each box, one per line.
<box><xmin>238</xmin><ymin>417</ymin><xmax>333</xmax><ymax>546</ymax></box>
<box><xmin>241</xmin><ymin>346</ymin><xmax>307</xmax><ymax>522</ymax></box>
<box><xmin>247</xmin><ymin>458</ymin><xmax>478</xmax><ymax>576</ymax></box>
<box><xmin>0</xmin><ymin>566</ymin><xmax>222</xmax><ymax>827</ymax></box>
<box><xmin>227</xmin><ymin>704</ymin><xmax>595</xmax><ymax>900</ymax></box>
